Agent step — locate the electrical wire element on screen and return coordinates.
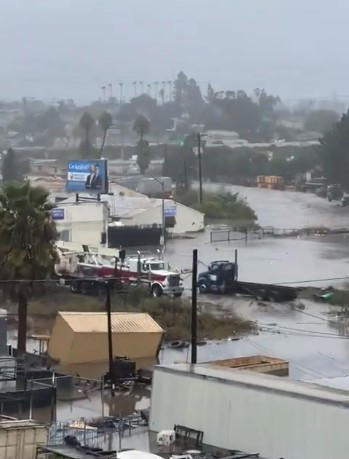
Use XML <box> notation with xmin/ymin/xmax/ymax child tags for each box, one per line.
<box><xmin>244</xmin><ymin>337</ymin><xmax>327</xmax><ymax>379</ymax></box>
<box><xmin>260</xmin><ymin>326</ymin><xmax>349</xmax><ymax>340</ymax></box>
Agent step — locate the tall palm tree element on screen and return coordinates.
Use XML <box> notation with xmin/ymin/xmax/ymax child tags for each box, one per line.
<box><xmin>133</xmin><ymin>115</ymin><xmax>150</xmax><ymax>174</ymax></box>
<box><xmin>0</xmin><ymin>182</ymin><xmax>57</xmax><ymax>354</ymax></box>
<box><xmin>133</xmin><ymin>114</ymin><xmax>150</xmax><ymax>143</ymax></box>
<box><xmin>79</xmin><ymin>112</ymin><xmax>95</xmax><ymax>145</ymax></box>
<box><xmin>98</xmin><ymin>111</ymin><xmax>113</xmax><ymax>155</ymax></box>
<box><xmin>79</xmin><ymin>112</ymin><xmax>95</xmax><ymax>159</ymax></box>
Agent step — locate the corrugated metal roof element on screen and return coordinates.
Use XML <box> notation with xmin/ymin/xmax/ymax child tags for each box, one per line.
<box><xmin>59</xmin><ymin>312</ymin><xmax>163</xmax><ymax>334</ymax></box>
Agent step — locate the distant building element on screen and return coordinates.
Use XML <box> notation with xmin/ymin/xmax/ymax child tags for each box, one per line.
<box><xmin>29</xmin><ymin>159</ymin><xmax>65</xmax><ymax>176</ymax></box>
<box><xmin>28</xmin><ymin>176</ymin><xmax>66</xmax><ymax>193</ymax></box>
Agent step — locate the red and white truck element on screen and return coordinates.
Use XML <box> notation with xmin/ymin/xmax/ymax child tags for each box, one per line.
<box><xmin>55</xmin><ymin>246</ymin><xmax>183</xmax><ymax>297</ymax></box>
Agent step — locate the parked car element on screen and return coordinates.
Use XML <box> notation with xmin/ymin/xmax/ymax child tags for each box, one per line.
<box><xmin>341</xmin><ymin>195</ymin><xmax>349</xmax><ymax>207</ymax></box>
<box><xmin>327</xmin><ymin>184</ymin><xmax>343</xmax><ymax>202</ymax></box>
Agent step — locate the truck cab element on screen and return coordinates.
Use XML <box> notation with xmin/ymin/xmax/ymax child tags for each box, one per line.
<box><xmin>198</xmin><ymin>260</ymin><xmax>236</xmax><ymax>294</ymax></box>
<box><xmin>124</xmin><ymin>257</ymin><xmax>184</xmax><ymax>298</ymax></box>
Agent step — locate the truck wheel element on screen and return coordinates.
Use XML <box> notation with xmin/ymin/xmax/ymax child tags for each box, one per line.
<box><xmin>80</xmin><ymin>281</ymin><xmax>89</xmax><ymax>295</ymax></box>
<box><xmin>71</xmin><ymin>281</ymin><xmax>80</xmax><ymax>293</ymax></box>
<box><xmin>151</xmin><ymin>285</ymin><xmax>163</xmax><ymax>297</ymax></box>
<box><xmin>199</xmin><ymin>283</ymin><xmax>208</xmax><ymax>293</ymax></box>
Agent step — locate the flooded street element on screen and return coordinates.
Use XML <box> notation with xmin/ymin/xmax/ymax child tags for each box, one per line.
<box><xmin>201</xmin><ymin>182</ymin><xmax>349</xmax><ymax>228</ymax></box>
<box><xmin>165</xmin><ymin>185</ymin><xmax>349</xmax><ymax>287</ymax></box>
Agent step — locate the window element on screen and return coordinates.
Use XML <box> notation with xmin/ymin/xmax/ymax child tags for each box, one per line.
<box><xmin>58</xmin><ymin>230</ymin><xmax>70</xmax><ymax>242</ymax></box>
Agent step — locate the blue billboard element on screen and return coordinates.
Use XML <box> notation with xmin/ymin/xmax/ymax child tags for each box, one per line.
<box><xmin>164</xmin><ymin>204</ymin><xmax>176</xmax><ymax>217</ymax></box>
<box><xmin>66</xmin><ymin>160</ymin><xmax>108</xmax><ymax>194</ymax></box>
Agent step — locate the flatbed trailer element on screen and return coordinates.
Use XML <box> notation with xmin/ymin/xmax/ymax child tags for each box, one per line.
<box><xmin>198</xmin><ymin>256</ymin><xmax>298</xmax><ymax>302</ymax></box>
<box><xmin>233</xmin><ymin>280</ymin><xmax>297</xmax><ymax>302</ymax></box>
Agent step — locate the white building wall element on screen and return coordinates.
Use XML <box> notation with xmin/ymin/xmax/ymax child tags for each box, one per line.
<box><xmin>122</xmin><ymin>201</ymin><xmax>204</xmax><ymax>234</ymax></box>
<box><xmin>55</xmin><ymin>202</ymin><xmax>108</xmax><ymax>246</ymax></box>
<box><xmin>172</xmin><ymin>202</ymin><xmax>204</xmax><ymax>234</ymax></box>
<box><xmin>150</xmin><ymin>366</ymin><xmax>349</xmax><ymax>459</ymax></box>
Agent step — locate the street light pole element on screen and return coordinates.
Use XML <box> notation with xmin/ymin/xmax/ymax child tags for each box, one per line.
<box><xmin>197</xmin><ymin>133</ymin><xmax>203</xmax><ymax>205</ymax></box>
<box><xmin>161</xmin><ymin>181</ymin><xmax>165</xmax><ymax>251</ymax></box>
<box><xmin>151</xmin><ymin>176</ymin><xmax>166</xmax><ymax>252</ymax></box>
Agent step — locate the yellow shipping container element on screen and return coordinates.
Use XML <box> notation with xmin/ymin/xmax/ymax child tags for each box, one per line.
<box><xmin>48</xmin><ymin>312</ymin><xmax>164</xmax><ymax>365</ymax></box>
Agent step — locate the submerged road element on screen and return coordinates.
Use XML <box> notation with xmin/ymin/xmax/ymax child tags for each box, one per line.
<box><xmin>166</xmin><ymin>185</ymin><xmax>349</xmax><ymax>287</ymax></box>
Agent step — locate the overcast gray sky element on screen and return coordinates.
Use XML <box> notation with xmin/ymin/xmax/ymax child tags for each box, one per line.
<box><xmin>1</xmin><ymin>0</ymin><xmax>348</xmax><ymax>103</ymax></box>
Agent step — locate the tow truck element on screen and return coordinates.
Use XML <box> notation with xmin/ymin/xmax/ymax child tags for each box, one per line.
<box><xmin>55</xmin><ymin>245</ymin><xmax>183</xmax><ymax>297</ymax></box>
<box><xmin>198</xmin><ymin>258</ymin><xmax>297</xmax><ymax>302</ymax></box>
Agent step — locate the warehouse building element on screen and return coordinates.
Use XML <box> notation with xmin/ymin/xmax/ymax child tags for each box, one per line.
<box><xmin>53</xmin><ymin>194</ymin><xmax>204</xmax><ymax>246</ymax></box>
<box><xmin>150</xmin><ymin>363</ymin><xmax>349</xmax><ymax>459</ymax></box>
<box><xmin>53</xmin><ymin>200</ymin><xmax>108</xmax><ymax>246</ymax></box>
<box><xmin>104</xmin><ymin>195</ymin><xmax>204</xmax><ymax>235</ymax></box>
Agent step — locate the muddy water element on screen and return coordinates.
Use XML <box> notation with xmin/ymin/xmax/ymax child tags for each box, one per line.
<box><xmin>200</xmin><ymin>182</ymin><xmax>349</xmax><ymax>228</ymax></box>
<box><xmin>48</xmin><ymin>296</ymin><xmax>349</xmax><ymax>423</ymax></box>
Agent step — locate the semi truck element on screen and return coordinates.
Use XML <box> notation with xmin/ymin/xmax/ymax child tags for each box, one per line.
<box><xmin>198</xmin><ymin>258</ymin><xmax>297</xmax><ymax>302</ymax></box>
<box><xmin>55</xmin><ymin>245</ymin><xmax>183</xmax><ymax>297</ymax></box>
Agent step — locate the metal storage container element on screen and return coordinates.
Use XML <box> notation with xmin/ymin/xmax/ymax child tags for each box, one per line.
<box><xmin>0</xmin><ymin>419</ymin><xmax>48</xmax><ymax>459</ymax></box>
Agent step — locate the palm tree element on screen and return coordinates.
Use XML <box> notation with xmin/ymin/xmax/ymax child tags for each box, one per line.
<box><xmin>79</xmin><ymin>112</ymin><xmax>95</xmax><ymax>159</ymax></box>
<box><xmin>0</xmin><ymin>182</ymin><xmax>57</xmax><ymax>354</ymax></box>
<box><xmin>133</xmin><ymin>114</ymin><xmax>150</xmax><ymax>142</ymax></box>
<box><xmin>98</xmin><ymin>111</ymin><xmax>113</xmax><ymax>155</ymax></box>
<box><xmin>79</xmin><ymin>112</ymin><xmax>94</xmax><ymax>145</ymax></box>
<box><xmin>133</xmin><ymin>115</ymin><xmax>150</xmax><ymax>174</ymax></box>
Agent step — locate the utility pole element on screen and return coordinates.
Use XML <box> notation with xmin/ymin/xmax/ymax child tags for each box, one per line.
<box><xmin>151</xmin><ymin>177</ymin><xmax>166</xmax><ymax>250</ymax></box>
<box><xmin>105</xmin><ymin>281</ymin><xmax>114</xmax><ymax>397</ymax></box>
<box><xmin>161</xmin><ymin>181</ymin><xmax>165</xmax><ymax>251</ymax></box>
<box><xmin>197</xmin><ymin>133</ymin><xmax>203</xmax><ymax>205</ymax></box>
<box><xmin>119</xmin><ymin>82</ymin><xmax>123</xmax><ymax>105</ymax></box>
<box><xmin>191</xmin><ymin>249</ymin><xmax>198</xmax><ymax>364</ymax></box>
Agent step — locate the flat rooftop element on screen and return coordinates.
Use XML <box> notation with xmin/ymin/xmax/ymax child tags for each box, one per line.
<box><xmin>155</xmin><ymin>363</ymin><xmax>349</xmax><ymax>408</ymax></box>
<box><xmin>0</xmin><ymin>419</ymin><xmax>45</xmax><ymax>429</ymax></box>
<box><xmin>208</xmin><ymin>355</ymin><xmax>288</xmax><ymax>371</ymax></box>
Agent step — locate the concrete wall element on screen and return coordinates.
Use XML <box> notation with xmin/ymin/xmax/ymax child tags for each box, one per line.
<box><xmin>0</xmin><ymin>421</ymin><xmax>48</xmax><ymax>459</ymax></box>
<box><xmin>150</xmin><ymin>365</ymin><xmax>349</xmax><ymax>459</ymax></box>
<box><xmin>55</xmin><ymin>202</ymin><xmax>108</xmax><ymax>246</ymax></box>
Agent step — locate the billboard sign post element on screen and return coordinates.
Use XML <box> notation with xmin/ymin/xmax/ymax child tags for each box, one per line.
<box><xmin>66</xmin><ymin>160</ymin><xmax>108</xmax><ymax>194</ymax></box>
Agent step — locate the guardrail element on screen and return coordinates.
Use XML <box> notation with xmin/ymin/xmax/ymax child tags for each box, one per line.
<box><xmin>209</xmin><ymin>225</ymin><xmax>349</xmax><ymax>244</ymax></box>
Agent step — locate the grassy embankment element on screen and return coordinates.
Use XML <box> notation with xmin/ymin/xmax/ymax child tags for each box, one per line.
<box><xmin>4</xmin><ymin>285</ymin><xmax>255</xmax><ymax>341</ymax></box>
<box><xmin>176</xmin><ymin>190</ymin><xmax>257</xmax><ymax>228</ymax></box>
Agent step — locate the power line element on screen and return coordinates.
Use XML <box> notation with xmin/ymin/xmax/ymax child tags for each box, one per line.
<box><xmin>261</xmin><ymin>325</ymin><xmax>349</xmax><ymax>340</ymax></box>
<box><xmin>244</xmin><ymin>337</ymin><xmax>327</xmax><ymax>378</ymax></box>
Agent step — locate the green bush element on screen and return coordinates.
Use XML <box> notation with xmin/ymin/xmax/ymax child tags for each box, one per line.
<box><xmin>176</xmin><ymin>190</ymin><xmax>257</xmax><ymax>227</ymax></box>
